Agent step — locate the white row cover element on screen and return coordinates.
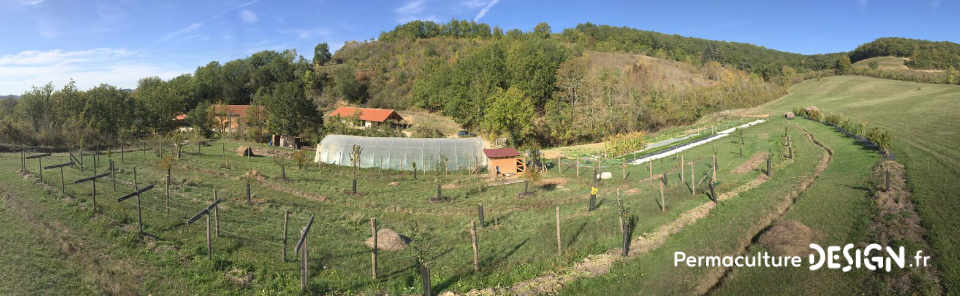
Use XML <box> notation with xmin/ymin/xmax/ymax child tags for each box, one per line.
<box><xmin>314</xmin><ymin>135</ymin><xmax>488</xmax><ymax>171</ymax></box>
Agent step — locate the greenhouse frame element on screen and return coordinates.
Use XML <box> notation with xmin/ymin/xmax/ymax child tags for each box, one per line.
<box><xmin>313</xmin><ymin>135</ymin><xmax>488</xmax><ymax>171</ymax></box>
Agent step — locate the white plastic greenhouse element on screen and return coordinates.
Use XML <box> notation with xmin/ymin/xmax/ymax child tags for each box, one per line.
<box><xmin>314</xmin><ymin>135</ymin><xmax>488</xmax><ymax>171</ymax></box>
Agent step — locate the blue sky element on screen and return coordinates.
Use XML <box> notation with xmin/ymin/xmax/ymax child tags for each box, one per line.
<box><xmin>0</xmin><ymin>0</ymin><xmax>956</xmax><ymax>95</ymax></box>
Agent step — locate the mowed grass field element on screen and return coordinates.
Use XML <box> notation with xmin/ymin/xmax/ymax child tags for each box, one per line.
<box><xmin>761</xmin><ymin>75</ymin><xmax>960</xmax><ymax>293</ymax></box>
<box><xmin>0</xmin><ymin>119</ymin><xmax>776</xmax><ymax>295</ymax></box>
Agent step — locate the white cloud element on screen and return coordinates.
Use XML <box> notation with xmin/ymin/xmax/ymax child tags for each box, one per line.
<box><xmin>239</xmin><ymin>9</ymin><xmax>258</xmax><ymax>24</ymax></box>
<box><xmin>18</xmin><ymin>0</ymin><xmax>44</xmax><ymax>6</ymax></box>
<box><xmin>396</xmin><ymin>0</ymin><xmax>426</xmax><ymax>15</ymax></box>
<box><xmin>472</xmin><ymin>0</ymin><xmax>499</xmax><ymax>21</ymax></box>
<box><xmin>160</xmin><ymin>22</ymin><xmax>204</xmax><ymax>42</ymax></box>
<box><xmin>0</xmin><ymin>48</ymin><xmax>188</xmax><ymax>95</ymax></box>
<box><xmin>395</xmin><ymin>0</ymin><xmax>438</xmax><ymax>23</ymax></box>
<box><xmin>462</xmin><ymin>0</ymin><xmax>487</xmax><ymax>9</ymax></box>
<box><xmin>295</xmin><ymin>28</ymin><xmax>330</xmax><ymax>40</ymax></box>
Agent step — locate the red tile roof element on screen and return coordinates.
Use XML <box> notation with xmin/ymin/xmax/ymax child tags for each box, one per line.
<box><xmin>214</xmin><ymin>105</ymin><xmax>262</xmax><ymax>117</ymax></box>
<box><xmin>484</xmin><ymin>148</ymin><xmax>521</xmax><ymax>158</ymax></box>
<box><xmin>327</xmin><ymin>106</ymin><xmax>403</xmax><ymax>122</ymax></box>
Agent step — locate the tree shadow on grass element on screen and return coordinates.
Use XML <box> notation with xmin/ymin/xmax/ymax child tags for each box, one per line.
<box><xmin>567</xmin><ymin>222</ymin><xmax>588</xmax><ymax>248</ymax></box>
<box><xmin>433</xmin><ymin>238</ymin><xmax>531</xmax><ymax>292</ymax></box>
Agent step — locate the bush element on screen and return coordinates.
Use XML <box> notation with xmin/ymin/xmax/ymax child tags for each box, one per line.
<box><xmin>604</xmin><ymin>132</ymin><xmax>646</xmax><ymax>157</ymax></box>
<box><xmin>867</xmin><ymin>127</ymin><xmax>892</xmax><ymax>154</ymax></box>
<box><xmin>825</xmin><ymin>114</ymin><xmax>842</xmax><ymax>126</ymax></box>
<box><xmin>411</xmin><ymin>126</ymin><xmax>444</xmax><ymax>138</ymax></box>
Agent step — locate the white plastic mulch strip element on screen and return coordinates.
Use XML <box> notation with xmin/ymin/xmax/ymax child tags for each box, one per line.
<box><xmin>629</xmin><ymin>119</ymin><xmax>766</xmax><ymax>165</ymax></box>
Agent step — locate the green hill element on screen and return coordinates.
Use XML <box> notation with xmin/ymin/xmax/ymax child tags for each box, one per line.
<box><xmin>762</xmin><ymin>76</ymin><xmax>960</xmax><ymax>292</ymax></box>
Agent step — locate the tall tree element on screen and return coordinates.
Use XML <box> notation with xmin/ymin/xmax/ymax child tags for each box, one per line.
<box><xmin>314</xmin><ymin>42</ymin><xmax>332</xmax><ymax>67</ymax></box>
<box><xmin>482</xmin><ymin>87</ymin><xmax>535</xmax><ymax>147</ymax></box>
<box><xmin>255</xmin><ymin>81</ymin><xmax>321</xmax><ymax>136</ymax></box>
<box><xmin>534</xmin><ymin>22</ymin><xmax>552</xmax><ymax>39</ymax></box>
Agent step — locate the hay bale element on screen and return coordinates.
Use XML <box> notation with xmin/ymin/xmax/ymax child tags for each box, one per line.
<box><xmin>757</xmin><ymin>220</ymin><xmax>814</xmax><ymax>257</ymax></box>
<box><xmin>805</xmin><ymin>106</ymin><xmax>820</xmax><ymax>113</ymax></box>
<box><xmin>237</xmin><ymin>146</ymin><xmax>254</xmax><ymax>157</ymax></box>
<box><xmin>784</xmin><ymin>112</ymin><xmax>795</xmax><ymax>119</ymax></box>
<box><xmin>364</xmin><ymin>228</ymin><xmax>410</xmax><ymax>251</ymax></box>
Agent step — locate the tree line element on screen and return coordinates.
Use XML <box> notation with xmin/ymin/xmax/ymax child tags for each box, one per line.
<box><xmin>850</xmin><ymin>37</ymin><xmax>960</xmax><ymax>70</ymax></box>
<box><xmin>1</xmin><ymin>19</ymin><xmax>951</xmax><ymax>149</ymax></box>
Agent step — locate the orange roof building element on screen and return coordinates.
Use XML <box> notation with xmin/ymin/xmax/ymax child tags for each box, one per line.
<box><xmin>327</xmin><ymin>106</ymin><xmax>406</xmax><ymax>128</ymax></box>
<box><xmin>483</xmin><ymin>148</ymin><xmax>525</xmax><ymax>177</ymax></box>
<box><xmin>213</xmin><ymin>104</ymin><xmax>264</xmax><ymax>130</ymax></box>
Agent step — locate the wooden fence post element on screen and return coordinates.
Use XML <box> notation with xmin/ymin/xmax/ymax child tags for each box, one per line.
<box><xmin>110</xmin><ymin>160</ymin><xmax>116</xmax><ymax>192</ymax></box>
<box><xmin>371</xmin><ymin>217</ymin><xmax>378</xmax><ymax>280</ymax></box>
<box><xmin>134</xmin><ymin>168</ymin><xmax>143</xmax><ymax>234</ymax></box>
<box><xmin>59</xmin><ymin>166</ymin><xmax>65</xmax><ymax>196</ymax></box>
<box><xmin>766</xmin><ymin>156</ymin><xmax>772</xmax><ymax>177</ymax></box>
<box><xmin>477</xmin><ymin>204</ymin><xmax>484</xmax><ymax>227</ymax></box>
<box><xmin>556</xmin><ymin>206</ymin><xmax>562</xmax><ymax>256</ymax></box>
<box><xmin>418</xmin><ymin>261</ymin><xmax>431</xmax><ymax>296</ymax></box>
<box><xmin>213</xmin><ymin>190</ymin><xmax>220</xmax><ymax>237</ymax></box>
<box><xmin>659</xmin><ymin>176</ymin><xmax>666</xmax><ymax>212</ymax></box>
<box><xmin>38</xmin><ymin>157</ymin><xmax>42</xmax><ymax>183</ymax></box>
<box><xmin>206</xmin><ymin>213</ymin><xmax>212</xmax><ymax>260</ymax></box>
<box><xmin>282</xmin><ymin>211</ymin><xmax>289</xmax><ymax>262</ymax></box>
<box><xmin>690</xmin><ymin>163</ymin><xmax>695</xmax><ymax>196</ymax></box>
<box><xmin>164</xmin><ymin>175</ymin><xmax>169</xmax><ymax>216</ymax></box>
<box><xmin>471</xmin><ymin>220</ymin><xmax>479</xmax><ymax>272</ymax></box>
<box><xmin>680</xmin><ymin>154</ymin><xmax>684</xmax><ymax>185</ymax></box>
<box><xmin>649</xmin><ymin>161</ymin><xmax>653</xmax><ymax>179</ymax></box>
<box><xmin>576</xmin><ymin>158</ymin><xmax>580</xmax><ymax>177</ymax></box>
<box><xmin>246</xmin><ymin>182</ymin><xmax>251</xmax><ymax>205</ymax></box>
<box><xmin>709</xmin><ymin>181</ymin><xmax>718</xmax><ymax>204</ymax></box>
<box><xmin>617</xmin><ymin>189</ymin><xmax>624</xmax><ymax>232</ymax></box>
<box><xmin>92</xmin><ymin>160</ymin><xmax>97</xmax><ymax>213</ymax></box>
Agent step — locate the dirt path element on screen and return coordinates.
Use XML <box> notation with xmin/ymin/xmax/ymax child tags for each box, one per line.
<box><xmin>447</xmin><ymin>159</ymin><xmax>781</xmax><ymax>296</ymax></box>
<box><xmin>697</xmin><ymin>127</ymin><xmax>833</xmax><ymax>295</ymax></box>
<box><xmin>869</xmin><ymin>160</ymin><xmax>943</xmax><ymax>294</ymax></box>
<box><xmin>0</xmin><ymin>188</ymin><xmax>146</xmax><ymax>295</ymax></box>
<box><xmin>731</xmin><ymin>152</ymin><xmax>768</xmax><ymax>174</ymax></box>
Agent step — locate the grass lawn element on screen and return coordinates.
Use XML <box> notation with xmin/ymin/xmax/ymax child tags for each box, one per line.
<box><xmin>761</xmin><ymin>75</ymin><xmax>960</xmax><ymax>292</ymax></box>
<box><xmin>557</xmin><ymin>117</ymin><xmax>826</xmax><ymax>295</ymax></box>
<box><xmin>0</xmin><ymin>114</ymin><xmax>780</xmax><ymax>295</ymax></box>
<box><xmin>710</xmin><ymin>118</ymin><xmax>881</xmax><ymax>295</ymax></box>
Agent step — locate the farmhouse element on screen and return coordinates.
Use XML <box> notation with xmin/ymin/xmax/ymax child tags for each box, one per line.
<box><xmin>484</xmin><ymin>148</ymin><xmax>525</xmax><ymax>177</ymax></box>
<box><xmin>327</xmin><ymin>106</ymin><xmax>408</xmax><ymax>129</ymax></box>
<box><xmin>213</xmin><ymin>104</ymin><xmax>265</xmax><ymax>132</ymax></box>
<box><xmin>314</xmin><ymin>135</ymin><xmax>486</xmax><ymax>171</ymax></box>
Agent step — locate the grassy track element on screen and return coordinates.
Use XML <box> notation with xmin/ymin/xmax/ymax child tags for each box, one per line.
<box><xmin>556</xmin><ymin>116</ymin><xmax>829</xmax><ymax>295</ymax></box>
<box><xmin>0</xmin><ymin>192</ymin><xmax>95</xmax><ymax>295</ymax></box>
<box><xmin>709</xmin><ymin>119</ymin><xmax>880</xmax><ymax>295</ymax></box>
<box><xmin>761</xmin><ymin>75</ymin><xmax>960</xmax><ymax>292</ymax></box>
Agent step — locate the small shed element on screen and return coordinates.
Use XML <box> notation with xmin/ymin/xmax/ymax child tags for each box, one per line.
<box><xmin>484</xmin><ymin>148</ymin><xmax>525</xmax><ymax>177</ymax></box>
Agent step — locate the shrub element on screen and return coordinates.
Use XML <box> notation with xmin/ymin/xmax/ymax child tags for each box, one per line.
<box><xmin>825</xmin><ymin>114</ymin><xmax>842</xmax><ymax>126</ymax></box>
<box><xmin>411</xmin><ymin>126</ymin><xmax>444</xmax><ymax>138</ymax></box>
<box><xmin>867</xmin><ymin>127</ymin><xmax>892</xmax><ymax>155</ymax></box>
<box><xmin>604</xmin><ymin>132</ymin><xmax>646</xmax><ymax>157</ymax></box>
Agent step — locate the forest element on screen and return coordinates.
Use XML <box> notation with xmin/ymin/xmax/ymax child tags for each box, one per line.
<box><xmin>1</xmin><ymin>19</ymin><xmax>952</xmax><ymax>150</ymax></box>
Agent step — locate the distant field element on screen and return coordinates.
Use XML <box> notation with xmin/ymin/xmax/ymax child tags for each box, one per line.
<box><xmin>761</xmin><ymin>75</ymin><xmax>960</xmax><ymax>292</ymax></box>
<box><xmin>853</xmin><ymin>56</ymin><xmax>912</xmax><ymax>71</ymax></box>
